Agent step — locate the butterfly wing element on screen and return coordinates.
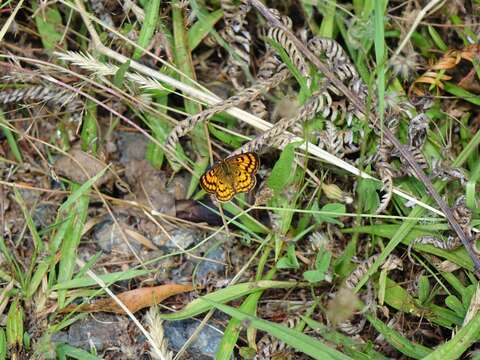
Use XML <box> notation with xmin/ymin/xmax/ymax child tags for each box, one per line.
<box><xmin>226</xmin><ymin>152</ymin><xmax>259</xmax><ymax>194</ymax></box>
<box><xmin>200</xmin><ymin>167</ymin><xmax>219</xmax><ymax>194</ymax></box>
<box><xmin>215</xmin><ymin>176</ymin><xmax>236</xmax><ymax>202</ymax></box>
<box><xmin>227</xmin><ymin>152</ymin><xmax>259</xmax><ymax>173</ymax></box>
<box><xmin>200</xmin><ymin>162</ymin><xmax>236</xmax><ymax>202</ymax></box>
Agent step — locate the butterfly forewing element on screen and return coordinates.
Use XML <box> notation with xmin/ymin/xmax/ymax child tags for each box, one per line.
<box><xmin>200</xmin><ymin>168</ymin><xmax>219</xmax><ymax>192</ymax></box>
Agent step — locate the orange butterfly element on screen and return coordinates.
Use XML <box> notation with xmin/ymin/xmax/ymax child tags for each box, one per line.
<box><xmin>200</xmin><ymin>152</ymin><xmax>259</xmax><ymax>202</ymax></box>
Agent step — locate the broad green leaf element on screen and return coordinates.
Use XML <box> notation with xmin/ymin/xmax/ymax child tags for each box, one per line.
<box><xmin>314</xmin><ymin>203</ymin><xmax>346</xmax><ymax>226</ymax></box>
<box><xmin>277</xmin><ymin>244</ymin><xmax>300</xmax><ymax>269</ymax></box>
<box><xmin>267</xmin><ymin>142</ymin><xmax>300</xmax><ymax>193</ymax></box>
<box><xmin>81</xmin><ymin>100</ymin><xmax>98</xmax><ymax>153</ymax></box>
<box><xmin>356</xmin><ymin>178</ymin><xmax>380</xmax><ymax>213</ymax></box>
<box><xmin>445</xmin><ymin>295</ymin><xmax>465</xmax><ymax>318</ymax></box>
<box><xmin>6</xmin><ymin>300</ymin><xmax>23</xmax><ymax>349</ymax></box>
<box><xmin>33</xmin><ymin>3</ymin><xmax>64</xmax><ymax>51</ymax></box>
<box><xmin>383</xmin><ymin>278</ymin><xmax>421</xmax><ymax>315</ymax></box>
<box><xmin>418</xmin><ymin>275</ymin><xmax>430</xmax><ymax>304</ymax></box>
<box><xmin>188</xmin><ymin>9</ymin><xmax>223</xmax><ymax>51</ymax></box>
<box><xmin>428</xmin><ymin>25</ymin><xmax>448</xmax><ymax>51</ymax></box>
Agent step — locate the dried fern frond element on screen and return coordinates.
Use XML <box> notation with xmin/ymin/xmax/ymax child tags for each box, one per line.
<box><xmin>249</xmin><ymin>99</ymin><xmax>268</xmax><ymax>120</ymax></box>
<box><xmin>317</xmin><ymin>121</ymin><xmax>343</xmax><ymax>157</ymax></box>
<box><xmin>308</xmin><ymin>37</ymin><xmax>358</xmax><ymax>82</ymax></box>
<box><xmin>344</xmin><ymin>254</ymin><xmax>402</xmax><ymax>289</ymax></box>
<box><xmin>408</xmin><ymin>113</ymin><xmax>429</xmax><ymax>149</ymax></box>
<box><xmin>219</xmin><ymin>0</ymin><xmax>253</xmax><ymax>89</ymax></box>
<box><xmin>232</xmin><ymin>90</ymin><xmax>332</xmax><ymax>155</ymax></box>
<box><xmin>261</xmin><ymin>10</ymin><xmax>310</xmax><ymax>86</ymax></box>
<box><xmin>165</xmin><ymin>68</ymin><xmax>290</xmax><ymax>154</ymax></box>
<box><xmin>337</xmin><ymin>254</ymin><xmax>402</xmax><ymax>334</ymax></box>
<box><xmin>254</xmin><ymin>317</ymin><xmax>305</xmax><ymax>360</ymax></box>
<box><xmin>375</xmin><ymin>144</ymin><xmax>395</xmax><ymax>215</ymax></box>
<box><xmin>409</xmin><ymin>195</ymin><xmax>476</xmax><ymax>261</ymax></box>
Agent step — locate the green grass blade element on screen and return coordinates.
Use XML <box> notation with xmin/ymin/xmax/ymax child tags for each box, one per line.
<box><xmin>366</xmin><ymin>314</ymin><xmax>432</xmax><ymax>359</ymax></box>
<box><xmin>318</xmin><ymin>0</ymin><xmax>337</xmax><ymax>38</ymax></box>
<box><xmin>0</xmin><ymin>328</ymin><xmax>6</xmax><ymax>360</ymax></box>
<box><xmin>216</xmin><ymin>256</ymin><xmax>276</xmax><ymax>360</ymax></box>
<box><xmin>423</xmin><ymin>312</ymin><xmax>480</xmax><ymax>359</ymax></box>
<box><xmin>304</xmin><ymin>317</ymin><xmax>389</xmax><ymax>359</ymax></box>
<box><xmin>172</xmin><ymin>0</ymin><xmax>209</xmax><ymax>196</ymax></box>
<box><xmin>57</xmin><ymin>184</ymin><xmax>90</xmax><ymax>308</ymax></box>
<box><xmin>56</xmin><ymin>344</ymin><xmax>102</xmax><ymax>360</ymax></box>
<box><xmin>160</xmin><ymin>281</ymin><xmax>298</xmax><ymax>320</ymax></box>
<box><xmin>188</xmin><ymin>9</ymin><xmax>223</xmax><ymax>51</ymax></box>
<box><xmin>58</xmin><ymin>165</ymin><xmax>108</xmax><ymax>213</ymax></box>
<box><xmin>374</xmin><ymin>0</ymin><xmax>386</xmax><ymax>126</ymax></box>
<box><xmin>0</xmin><ymin>112</ymin><xmax>23</xmax><ymax>163</ymax></box>
<box><xmin>53</xmin><ymin>269</ymin><xmax>150</xmax><ymax>290</ymax></box>
<box><xmin>133</xmin><ymin>0</ymin><xmax>161</xmax><ymax>60</ymax></box>
<box><xmin>144</xmin><ymin>108</ymin><xmax>170</xmax><ymax>169</ymax></box>
<box><xmin>216</xmin><ymin>290</ymin><xmax>263</xmax><ymax>360</ymax></box>
<box><xmin>206</xmin><ymin>299</ymin><xmax>353</xmax><ymax>360</ymax></box>
<box><xmin>27</xmin><ymin>255</ymin><xmax>54</xmax><ymax>299</ymax></box>
<box><xmin>443</xmin><ymin>82</ymin><xmax>480</xmax><ymax>106</ymax></box>
<box><xmin>13</xmin><ymin>188</ymin><xmax>43</xmax><ymax>252</ymax></box>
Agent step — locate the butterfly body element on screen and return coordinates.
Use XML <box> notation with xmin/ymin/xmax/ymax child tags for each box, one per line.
<box><xmin>200</xmin><ymin>152</ymin><xmax>259</xmax><ymax>202</ymax></box>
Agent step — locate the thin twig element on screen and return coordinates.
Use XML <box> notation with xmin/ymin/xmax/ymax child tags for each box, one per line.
<box><xmin>391</xmin><ymin>0</ymin><xmax>446</xmax><ymax>61</ymax></box>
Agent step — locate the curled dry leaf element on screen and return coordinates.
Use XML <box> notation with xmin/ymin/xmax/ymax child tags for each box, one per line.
<box><xmin>60</xmin><ymin>283</ymin><xmax>193</xmax><ymax>314</ymax></box>
<box><xmin>410</xmin><ymin>44</ymin><xmax>480</xmax><ymax>96</ymax></box>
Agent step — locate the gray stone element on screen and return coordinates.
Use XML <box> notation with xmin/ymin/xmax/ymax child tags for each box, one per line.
<box><xmin>163</xmin><ymin>319</ymin><xmax>227</xmax><ymax>359</ymax></box>
<box><xmin>93</xmin><ymin>219</ymin><xmax>142</xmax><ymax>254</ymax></box>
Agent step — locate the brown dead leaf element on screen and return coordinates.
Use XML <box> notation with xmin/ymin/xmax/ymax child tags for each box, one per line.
<box><xmin>458</xmin><ymin>68</ymin><xmax>480</xmax><ymax>93</ymax></box>
<box><xmin>60</xmin><ymin>283</ymin><xmax>193</xmax><ymax>314</ymax></box>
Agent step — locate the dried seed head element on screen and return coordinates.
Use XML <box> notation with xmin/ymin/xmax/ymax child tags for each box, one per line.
<box><xmin>321</xmin><ymin>183</ymin><xmax>353</xmax><ymax>204</ymax></box>
<box><xmin>390</xmin><ymin>51</ymin><xmax>419</xmax><ymax>80</ymax></box>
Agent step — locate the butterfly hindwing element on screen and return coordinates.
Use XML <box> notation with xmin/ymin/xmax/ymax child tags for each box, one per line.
<box><xmin>234</xmin><ymin>169</ymin><xmax>256</xmax><ymax>193</ymax></box>
<box><xmin>215</xmin><ymin>175</ymin><xmax>235</xmax><ymax>202</ymax></box>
